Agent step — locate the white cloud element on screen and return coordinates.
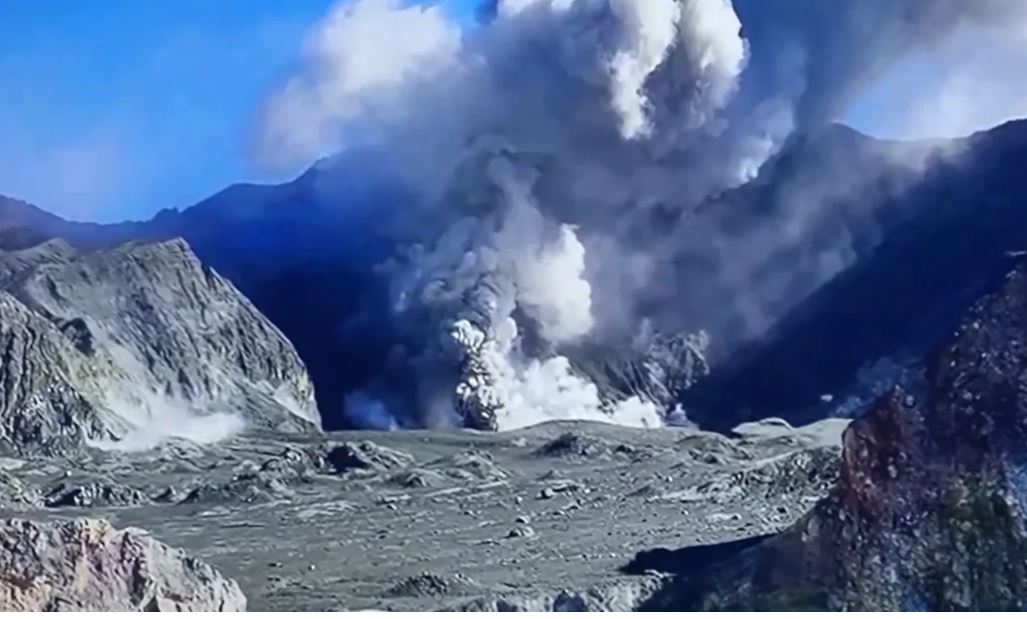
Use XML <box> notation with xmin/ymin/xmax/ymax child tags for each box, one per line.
<box><xmin>900</xmin><ymin>29</ymin><xmax>1027</xmax><ymax>139</ymax></box>
<box><xmin>255</xmin><ymin>0</ymin><xmax>462</xmax><ymax>172</ymax></box>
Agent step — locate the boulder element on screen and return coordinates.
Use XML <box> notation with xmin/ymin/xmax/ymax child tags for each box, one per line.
<box><xmin>650</xmin><ymin>261</ymin><xmax>1027</xmax><ymax>611</ymax></box>
<box><xmin>0</xmin><ymin>518</ymin><xmax>245</xmax><ymax>611</ymax></box>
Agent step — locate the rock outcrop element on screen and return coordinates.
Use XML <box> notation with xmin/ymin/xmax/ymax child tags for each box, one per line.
<box><xmin>0</xmin><ymin>290</ymin><xmax>110</xmax><ymax>454</ymax></box>
<box><xmin>0</xmin><ymin>238</ymin><xmax>319</xmax><ymax>454</ymax></box>
<box><xmin>0</xmin><ymin>470</ymin><xmax>40</xmax><ymax>509</ymax></box>
<box><xmin>570</xmin><ymin>330</ymin><xmax>711</xmax><ymax>423</ymax></box>
<box><xmin>462</xmin><ymin>578</ymin><xmax>665</xmax><ymax>612</ymax></box>
<box><xmin>0</xmin><ymin>518</ymin><xmax>245</xmax><ymax>611</ymax></box>
<box><xmin>649</xmin><ymin>260</ymin><xmax>1027</xmax><ymax>611</ymax></box>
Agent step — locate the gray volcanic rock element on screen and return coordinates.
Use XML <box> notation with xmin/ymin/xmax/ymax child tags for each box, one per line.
<box><xmin>0</xmin><ymin>518</ymin><xmax>245</xmax><ymax>611</ymax></box>
<box><xmin>0</xmin><ymin>470</ymin><xmax>40</xmax><ymax>509</ymax></box>
<box><xmin>0</xmin><ymin>238</ymin><xmax>319</xmax><ymax>454</ymax></box>
<box><xmin>42</xmin><ymin>477</ymin><xmax>150</xmax><ymax>508</ymax></box>
<box><xmin>533</xmin><ymin>431</ymin><xmax>658</xmax><ymax>461</ymax></box>
<box><xmin>0</xmin><ymin>290</ymin><xmax>112</xmax><ymax>454</ymax></box>
<box><xmin>650</xmin><ymin>261</ymin><xmax>1027</xmax><ymax>611</ymax></box>
<box><xmin>570</xmin><ymin>330</ymin><xmax>711</xmax><ymax>422</ymax></box>
<box><xmin>384</xmin><ymin>571</ymin><xmax>483</xmax><ymax>598</ymax></box>
<box><xmin>325</xmin><ymin>441</ymin><xmax>415</xmax><ymax>474</ymax></box>
<box><xmin>461</xmin><ymin>577</ymin><xmax>665</xmax><ymax>612</ymax></box>
<box><xmin>534</xmin><ymin>432</ymin><xmax>619</xmax><ymax>459</ymax></box>
<box><xmin>426</xmin><ymin>449</ymin><xmax>508</xmax><ymax>482</ymax></box>
<box><xmin>179</xmin><ymin>472</ymin><xmax>297</xmax><ymax>506</ymax></box>
<box><xmin>659</xmin><ymin>446</ymin><xmax>840</xmax><ymax>506</ymax></box>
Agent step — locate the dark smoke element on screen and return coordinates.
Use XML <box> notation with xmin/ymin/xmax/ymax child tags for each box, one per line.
<box><xmin>252</xmin><ymin>0</ymin><xmax>1027</xmax><ymax>430</ymax></box>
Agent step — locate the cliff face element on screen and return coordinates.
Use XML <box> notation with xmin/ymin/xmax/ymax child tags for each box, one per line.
<box><xmin>649</xmin><ymin>260</ymin><xmax>1027</xmax><ymax>611</ymax></box>
<box><xmin>0</xmin><ymin>290</ymin><xmax>109</xmax><ymax>453</ymax></box>
<box><xmin>0</xmin><ymin>238</ymin><xmax>319</xmax><ymax>454</ymax></box>
<box><xmin>0</xmin><ymin>518</ymin><xmax>246</xmax><ymax>611</ymax></box>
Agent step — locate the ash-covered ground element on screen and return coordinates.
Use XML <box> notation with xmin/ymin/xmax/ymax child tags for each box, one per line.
<box><xmin>1</xmin><ymin>418</ymin><xmax>845</xmax><ymax>610</ymax></box>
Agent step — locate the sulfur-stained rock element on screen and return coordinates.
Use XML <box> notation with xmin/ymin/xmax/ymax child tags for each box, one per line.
<box><xmin>649</xmin><ymin>261</ymin><xmax>1027</xmax><ymax>611</ymax></box>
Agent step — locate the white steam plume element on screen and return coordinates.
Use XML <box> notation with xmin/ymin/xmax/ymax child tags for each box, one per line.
<box><xmin>89</xmin><ymin>391</ymin><xmax>244</xmax><ymax>452</ymax></box>
<box><xmin>606</xmin><ymin>0</ymin><xmax>682</xmax><ymax>139</ymax></box>
<box><xmin>449</xmin><ymin>318</ymin><xmax>661</xmax><ymax>431</ymax></box>
<box><xmin>256</xmin><ymin>0</ymin><xmax>1027</xmax><ymax>431</ymax></box>
<box><xmin>488</xmin><ymin>157</ymin><xmax>594</xmax><ymax>343</ymax></box>
<box><xmin>256</xmin><ymin>0</ymin><xmax>460</xmax><ymax>171</ymax></box>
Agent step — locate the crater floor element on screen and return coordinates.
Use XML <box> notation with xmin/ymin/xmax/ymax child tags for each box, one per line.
<box><xmin>1</xmin><ymin>419</ymin><xmax>847</xmax><ymax>611</ymax></box>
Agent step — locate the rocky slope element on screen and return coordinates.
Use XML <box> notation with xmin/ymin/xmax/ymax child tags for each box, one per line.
<box><xmin>645</xmin><ymin>259</ymin><xmax>1027</xmax><ymax>611</ymax></box>
<box><xmin>0</xmin><ymin>518</ymin><xmax>245</xmax><ymax>611</ymax></box>
<box><xmin>0</xmin><ymin>238</ymin><xmax>318</xmax><ymax>454</ymax></box>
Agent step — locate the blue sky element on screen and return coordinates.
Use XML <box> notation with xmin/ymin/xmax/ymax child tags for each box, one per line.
<box><xmin>0</xmin><ymin>0</ymin><xmax>481</xmax><ymax>222</ymax></box>
<box><xmin>0</xmin><ymin>1</ymin><xmax>1024</xmax><ymax>222</ymax></box>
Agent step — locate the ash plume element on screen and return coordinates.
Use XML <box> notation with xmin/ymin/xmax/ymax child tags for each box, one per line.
<box><xmin>733</xmin><ymin>0</ymin><xmax>1027</xmax><ymax>129</ymax></box>
<box><xmin>255</xmin><ymin>0</ymin><xmax>1027</xmax><ymax>431</ymax></box>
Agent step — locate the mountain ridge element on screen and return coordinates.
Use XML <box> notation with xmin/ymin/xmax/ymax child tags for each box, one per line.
<box><xmin>4</xmin><ymin>119</ymin><xmax>1027</xmax><ymax>430</ymax></box>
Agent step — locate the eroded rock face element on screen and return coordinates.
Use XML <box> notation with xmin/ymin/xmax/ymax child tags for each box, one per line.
<box><xmin>0</xmin><ymin>470</ymin><xmax>40</xmax><ymax>509</ymax></box>
<box><xmin>569</xmin><ymin>331</ymin><xmax>711</xmax><ymax>422</ymax></box>
<box><xmin>0</xmin><ymin>518</ymin><xmax>245</xmax><ymax>611</ymax></box>
<box><xmin>0</xmin><ymin>238</ymin><xmax>319</xmax><ymax>454</ymax></box>
<box><xmin>0</xmin><ymin>291</ymin><xmax>110</xmax><ymax>454</ymax></box>
<box><xmin>653</xmin><ymin>262</ymin><xmax>1027</xmax><ymax>611</ymax></box>
<box><xmin>325</xmin><ymin>441</ymin><xmax>415</xmax><ymax>474</ymax></box>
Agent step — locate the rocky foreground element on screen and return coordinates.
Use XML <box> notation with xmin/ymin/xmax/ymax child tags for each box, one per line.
<box><xmin>0</xmin><ymin>416</ymin><xmax>845</xmax><ymax>610</ymax></box>
<box><xmin>5</xmin><ymin>244</ymin><xmax>1027</xmax><ymax>610</ymax></box>
<box><xmin>644</xmin><ymin>261</ymin><xmax>1027</xmax><ymax>610</ymax></box>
